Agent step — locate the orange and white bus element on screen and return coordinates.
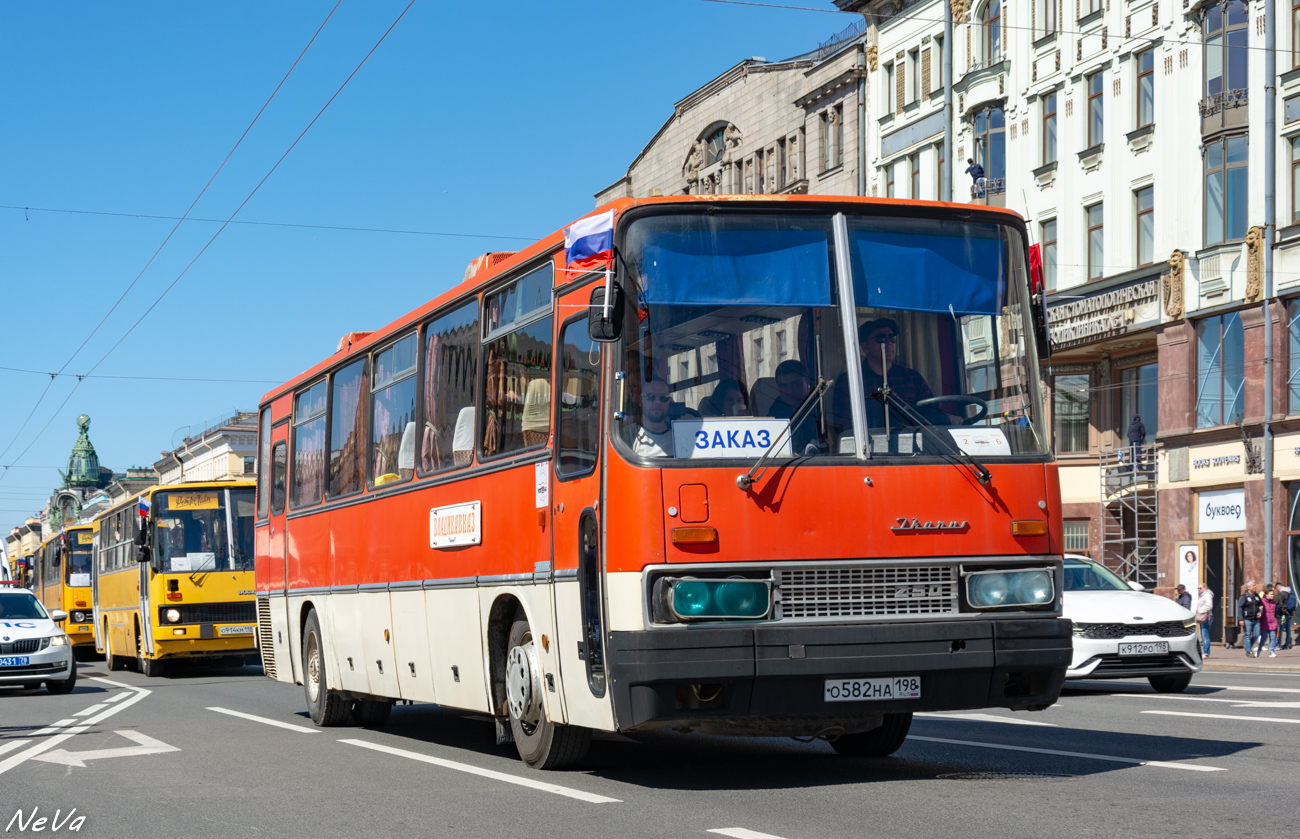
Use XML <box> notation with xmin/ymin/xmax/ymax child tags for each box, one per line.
<box><xmin>255</xmin><ymin>195</ymin><xmax>1070</xmax><ymax>769</ymax></box>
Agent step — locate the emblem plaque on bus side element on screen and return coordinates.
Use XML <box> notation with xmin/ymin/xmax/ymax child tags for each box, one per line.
<box><xmin>891</xmin><ymin>518</ymin><xmax>969</xmax><ymax>532</ymax></box>
<box><xmin>429</xmin><ymin>501</ymin><xmax>482</xmax><ymax>549</ymax></box>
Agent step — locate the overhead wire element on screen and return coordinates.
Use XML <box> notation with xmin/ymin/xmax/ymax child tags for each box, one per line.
<box><xmin>0</xmin><ymin>0</ymin><xmax>343</xmax><ymax>473</ymax></box>
<box><xmin>0</xmin><ymin>1</ymin><xmax>418</xmax><ymax>483</ymax></box>
<box><xmin>0</xmin><ymin>365</ymin><xmax>280</xmax><ymax>384</ymax></box>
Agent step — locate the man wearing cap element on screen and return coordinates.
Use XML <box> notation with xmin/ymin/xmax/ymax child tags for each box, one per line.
<box><xmin>1127</xmin><ymin>412</ymin><xmax>1146</xmax><ymax>471</ymax></box>
<box><xmin>832</xmin><ymin>318</ymin><xmax>942</xmax><ymax>437</ymax></box>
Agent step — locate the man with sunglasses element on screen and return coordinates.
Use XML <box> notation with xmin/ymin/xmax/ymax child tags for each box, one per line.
<box><xmin>626</xmin><ymin>377</ymin><xmax>676</xmax><ymax>457</ymax></box>
<box><xmin>832</xmin><ymin>318</ymin><xmax>942</xmax><ymax>437</ymax></box>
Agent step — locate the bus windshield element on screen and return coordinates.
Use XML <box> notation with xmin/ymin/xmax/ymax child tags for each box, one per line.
<box><xmin>153</xmin><ymin>488</ymin><xmax>255</xmax><ymax>573</ymax></box>
<box><xmin>615</xmin><ymin>210</ymin><xmax>1046</xmax><ymax>461</ymax></box>
<box><xmin>66</xmin><ymin>535</ymin><xmax>93</xmax><ymax>586</ymax></box>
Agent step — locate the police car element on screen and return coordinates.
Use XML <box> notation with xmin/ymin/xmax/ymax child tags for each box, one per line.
<box><xmin>0</xmin><ymin>588</ymin><xmax>77</xmax><ymax>694</ymax></box>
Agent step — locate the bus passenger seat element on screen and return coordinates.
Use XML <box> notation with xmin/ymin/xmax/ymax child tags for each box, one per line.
<box><xmin>749</xmin><ymin>377</ymin><xmax>778</xmax><ymax>416</ymax></box>
<box><xmin>452</xmin><ymin>407</ymin><xmax>475</xmax><ymax>466</ymax></box>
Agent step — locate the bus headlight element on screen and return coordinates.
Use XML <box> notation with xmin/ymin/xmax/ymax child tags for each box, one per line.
<box><xmin>70</xmin><ymin>610</ymin><xmax>87</xmax><ymax>624</ymax></box>
<box><xmin>165</xmin><ymin>608</ymin><xmax>181</xmax><ymax>623</ymax></box>
<box><xmin>656</xmin><ymin>577</ymin><xmax>771</xmax><ymax>621</ymax></box>
<box><xmin>966</xmin><ymin>569</ymin><xmax>1054</xmax><ymax>609</ymax></box>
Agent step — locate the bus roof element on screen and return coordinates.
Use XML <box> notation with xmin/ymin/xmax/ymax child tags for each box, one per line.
<box><xmin>90</xmin><ymin>480</ymin><xmax>255</xmax><ymax>526</ymax></box>
<box><xmin>258</xmin><ymin>194</ymin><xmax>1026</xmax><ymax>407</ymax></box>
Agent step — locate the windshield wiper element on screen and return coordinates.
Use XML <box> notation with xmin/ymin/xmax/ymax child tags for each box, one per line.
<box><xmin>737</xmin><ymin>378</ymin><xmax>830</xmax><ymax>490</ymax></box>
<box><xmin>872</xmin><ymin>387</ymin><xmax>992</xmax><ymax>485</ymax></box>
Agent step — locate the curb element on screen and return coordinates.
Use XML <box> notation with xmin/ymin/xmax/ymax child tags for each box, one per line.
<box><xmin>1202</xmin><ymin>661</ymin><xmax>1300</xmax><ymax>674</ymax></box>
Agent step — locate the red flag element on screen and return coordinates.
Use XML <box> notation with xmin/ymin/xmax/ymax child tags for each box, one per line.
<box><xmin>1028</xmin><ymin>243</ymin><xmax>1043</xmax><ymax>294</ymax></box>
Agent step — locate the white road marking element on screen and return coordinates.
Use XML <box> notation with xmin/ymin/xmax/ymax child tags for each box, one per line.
<box><xmin>33</xmin><ymin>730</ymin><xmax>179</xmax><ymax>767</ymax></box>
<box><xmin>1142</xmin><ymin>710</ymin><xmax>1300</xmax><ymax>725</ymax></box>
<box><xmin>339</xmin><ymin>739</ymin><xmax>621</xmax><ymax>804</ymax></box>
<box><xmin>87</xmin><ymin>676</ymin><xmax>136</xmax><ymax>690</ymax></box>
<box><xmin>31</xmin><ymin>720</ymin><xmax>77</xmax><ymax>737</ymax></box>
<box><xmin>73</xmin><ymin>704</ymin><xmax>109</xmax><ymax>717</ymax></box>
<box><xmin>1124</xmin><ymin>694</ymin><xmax>1300</xmax><ymax>709</ymax></box>
<box><xmin>1079</xmin><ymin>680</ymin><xmax>1300</xmax><ymax>695</ymax></box>
<box><xmin>915</xmin><ymin>712</ymin><xmax>1057</xmax><ymax>727</ymax></box>
<box><xmin>102</xmin><ymin>692</ymin><xmax>130</xmax><ymax>703</ymax></box>
<box><xmin>905</xmin><ymin>734</ymin><xmax>1226</xmax><ymax>772</ymax></box>
<box><xmin>0</xmin><ymin>741</ymin><xmax>30</xmax><ymax>757</ymax></box>
<box><xmin>1198</xmin><ymin>683</ymin><xmax>1300</xmax><ymax>694</ymax></box>
<box><xmin>0</xmin><ymin>684</ymin><xmax>150</xmax><ymax>776</ymax></box>
<box><xmin>206</xmin><ymin>707</ymin><xmax>320</xmax><ymax>733</ymax></box>
<box><xmin>709</xmin><ymin>829</ymin><xmax>791</xmax><ymax>839</ymax></box>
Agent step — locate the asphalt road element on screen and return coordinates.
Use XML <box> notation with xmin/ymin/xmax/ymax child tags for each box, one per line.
<box><xmin>2</xmin><ymin>662</ymin><xmax>1297</xmax><ymax>839</ymax></box>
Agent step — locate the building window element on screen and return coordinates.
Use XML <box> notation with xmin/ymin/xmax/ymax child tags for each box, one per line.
<box><xmin>980</xmin><ymin>0</ymin><xmax>1002</xmax><ymax>63</ymax></box>
<box><xmin>1043</xmin><ymin>91</ymin><xmax>1058</xmax><ymax>164</ymax></box>
<box><xmin>1287</xmin><ymin>483</ymin><xmax>1300</xmax><ymax>589</ymax></box>
<box><xmin>908</xmin><ymin>48</ymin><xmax>920</xmax><ymax>104</ymax></box>
<box><xmin>1205</xmin><ymin>135</ymin><xmax>1248</xmax><ymax>245</ymax></box>
<box><xmin>821</xmin><ymin>107</ymin><xmax>843</xmax><ymax>172</ymax></box>
<box><xmin>1087</xmin><ymin>203</ymin><xmax>1104</xmax><ymax>279</ymax></box>
<box><xmin>1136</xmin><ymin>49</ymin><xmax>1155</xmax><ymax>128</ymax></box>
<box><xmin>1135</xmin><ymin>186</ymin><xmax>1154</xmax><ymax>267</ymax></box>
<box><xmin>1204</xmin><ymin>0</ymin><xmax>1248</xmax><ymax>101</ymax></box>
<box><xmin>884</xmin><ymin>63</ymin><xmax>895</xmax><ymax>116</ymax></box>
<box><xmin>1087</xmin><ymin>72</ymin><xmax>1104</xmax><ymax>148</ymax></box>
<box><xmin>1054</xmin><ymin>373</ymin><xmax>1091</xmax><ymax>452</ymax></box>
<box><xmin>1294</xmin><ymin>0</ymin><xmax>1300</xmax><ymax>69</ymax></box>
<box><xmin>778</xmin><ymin>138</ymin><xmax>788</xmax><ymax>188</ymax></box>
<box><xmin>1195</xmin><ymin>311</ymin><xmax>1244</xmax><ymax>428</ymax></box>
<box><xmin>886</xmin><ymin>162</ymin><xmax>896</xmax><ymax>197</ymax></box>
<box><xmin>1084</xmin><ymin>0</ymin><xmax>1102</xmax><ymax>16</ymax></box>
<box><xmin>1120</xmin><ymin>362</ymin><xmax>1159</xmax><ymax>439</ymax></box>
<box><xmin>935</xmin><ymin>141</ymin><xmax>945</xmax><ymax>200</ymax></box>
<box><xmin>1041</xmin><ymin>218</ymin><xmax>1058</xmax><ymax>292</ymax></box>
<box><xmin>777</xmin><ymin>329</ymin><xmax>789</xmax><ymax>360</ymax></box>
<box><xmin>910</xmin><ymin>152</ymin><xmax>921</xmax><ymax>198</ymax></box>
<box><xmin>933</xmin><ymin>37</ymin><xmax>944</xmax><ymax>89</ymax></box>
<box><xmin>705</xmin><ymin>128</ymin><xmax>726</xmax><ymax>166</ymax></box>
<box><xmin>1063</xmin><ymin>521</ymin><xmax>1090</xmax><ymax>552</ymax></box>
<box><xmin>1037</xmin><ymin>0</ymin><xmax>1058</xmax><ymax>37</ymax></box>
<box><xmin>972</xmin><ymin>106</ymin><xmax>1006</xmax><ymax>193</ymax></box>
<box><xmin>1288</xmin><ymin>298</ymin><xmax>1300</xmax><ymax>414</ymax></box>
<box><xmin>1292</xmin><ymin>137</ymin><xmax>1300</xmax><ymax>224</ymax></box>
<box><xmin>243</xmin><ymin>456</ymin><xmax>255</xmax><ymax>475</ymax></box>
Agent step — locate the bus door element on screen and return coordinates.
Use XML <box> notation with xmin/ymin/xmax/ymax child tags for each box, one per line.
<box><xmin>550</xmin><ymin>283</ymin><xmax>614</xmax><ymax>729</ymax></box>
<box><xmin>264</xmin><ymin>422</ymin><xmax>294</xmax><ymax>680</ymax></box>
<box><xmin>138</xmin><ymin>508</ymin><xmax>155</xmax><ymax>657</ymax></box>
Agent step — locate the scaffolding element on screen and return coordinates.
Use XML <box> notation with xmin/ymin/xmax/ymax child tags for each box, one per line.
<box><xmin>1099</xmin><ymin>444</ymin><xmax>1159</xmax><ymax>587</ymax></box>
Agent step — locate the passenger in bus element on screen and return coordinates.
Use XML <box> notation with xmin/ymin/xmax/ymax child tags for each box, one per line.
<box><xmin>768</xmin><ymin>360</ymin><xmax>821</xmax><ymax>454</ymax></box>
<box><xmin>626</xmin><ymin>378</ymin><xmax>675</xmax><ymax>457</ymax></box>
<box><xmin>698</xmin><ymin>377</ymin><xmax>749</xmax><ymax>417</ymax></box>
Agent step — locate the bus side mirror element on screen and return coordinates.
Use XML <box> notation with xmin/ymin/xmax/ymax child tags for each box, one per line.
<box><xmin>136</xmin><ymin>546</ymin><xmax>151</xmax><ymax>564</ymax></box>
<box><xmin>1031</xmin><ymin>287</ymin><xmax>1052</xmax><ymax>360</ymax></box>
<box><xmin>587</xmin><ymin>282</ymin><xmax>624</xmax><ymax>343</ymax></box>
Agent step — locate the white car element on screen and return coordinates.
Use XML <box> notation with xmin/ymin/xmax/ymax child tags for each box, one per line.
<box><xmin>1063</xmin><ymin>555</ymin><xmax>1201</xmax><ymax>692</ymax></box>
<box><xmin>0</xmin><ymin>588</ymin><xmax>77</xmax><ymax>694</ymax></box>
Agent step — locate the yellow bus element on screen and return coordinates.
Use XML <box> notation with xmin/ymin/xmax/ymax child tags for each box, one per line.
<box><xmin>92</xmin><ymin>480</ymin><xmax>258</xmax><ymax>676</ymax></box>
<box><xmin>34</xmin><ymin>525</ymin><xmax>97</xmax><ymax>656</ymax></box>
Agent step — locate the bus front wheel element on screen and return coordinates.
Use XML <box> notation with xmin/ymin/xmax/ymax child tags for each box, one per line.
<box><xmin>830</xmin><ymin>712</ymin><xmax>913</xmax><ymax>758</ymax></box>
<box><xmin>302</xmin><ymin>610</ymin><xmax>350</xmax><ymax>727</ymax></box>
<box><xmin>139</xmin><ymin>655</ymin><xmax>165</xmax><ymax>678</ymax></box>
<box><xmin>505</xmin><ymin>617</ymin><xmax>589</xmax><ymax>769</ymax></box>
<box><xmin>105</xmin><ymin>627</ymin><xmax>126</xmax><ymax>672</ymax></box>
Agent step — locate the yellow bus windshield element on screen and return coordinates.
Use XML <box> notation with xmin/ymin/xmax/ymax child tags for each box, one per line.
<box><xmin>153</xmin><ymin>487</ymin><xmax>255</xmax><ymax>573</ymax></box>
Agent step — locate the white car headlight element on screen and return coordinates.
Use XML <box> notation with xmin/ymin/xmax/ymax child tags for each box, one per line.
<box><xmin>49</xmin><ymin>634</ymin><xmax>69</xmax><ymax>646</ymax></box>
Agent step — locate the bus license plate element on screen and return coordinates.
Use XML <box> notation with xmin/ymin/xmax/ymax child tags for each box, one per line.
<box><xmin>824</xmin><ymin>676</ymin><xmax>921</xmax><ymax>702</ymax></box>
<box><xmin>0</xmin><ymin>656</ymin><xmax>31</xmax><ymax>667</ymax></box>
<box><xmin>218</xmin><ymin>626</ymin><xmax>255</xmax><ymax>636</ymax></box>
<box><xmin>1118</xmin><ymin>641</ymin><xmax>1168</xmax><ymax>656</ymax></box>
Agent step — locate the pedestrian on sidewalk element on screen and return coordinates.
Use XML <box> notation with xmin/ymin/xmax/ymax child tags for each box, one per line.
<box><xmin>1239</xmin><ymin>582</ymin><xmax>1263</xmax><ymax>657</ymax></box>
<box><xmin>1174</xmin><ymin>584</ymin><xmax>1192</xmax><ymax>610</ymax></box>
<box><xmin>1260</xmin><ymin>586</ymin><xmax>1280</xmax><ymax>658</ymax></box>
<box><xmin>1195</xmin><ymin>583</ymin><xmax>1214</xmax><ymax>658</ymax></box>
<box><xmin>1277</xmin><ymin>580</ymin><xmax>1295</xmax><ymax>650</ymax></box>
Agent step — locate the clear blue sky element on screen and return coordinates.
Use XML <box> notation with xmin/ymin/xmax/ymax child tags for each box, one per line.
<box><xmin>0</xmin><ymin>0</ymin><xmax>848</xmax><ymax>534</ymax></box>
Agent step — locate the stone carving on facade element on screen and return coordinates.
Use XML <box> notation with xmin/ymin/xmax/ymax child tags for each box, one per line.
<box><xmin>865</xmin><ymin>45</ymin><xmax>879</xmax><ymax>71</ymax></box>
<box><xmin>1245</xmin><ymin>225</ymin><xmax>1263</xmax><ymax>302</ymax></box>
<box><xmin>723</xmin><ymin>124</ymin><xmax>743</xmax><ymax>161</ymax></box>
<box><xmin>1163</xmin><ymin>250</ymin><xmax>1185</xmax><ymax>320</ymax></box>
<box><xmin>683</xmin><ymin>141</ymin><xmax>704</xmax><ymax>184</ymax></box>
<box><xmin>951</xmin><ymin>0</ymin><xmax>970</xmax><ymax>24</ymax></box>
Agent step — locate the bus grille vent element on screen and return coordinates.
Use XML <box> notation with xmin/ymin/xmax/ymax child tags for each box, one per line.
<box><xmin>776</xmin><ymin>564</ymin><xmax>960</xmax><ymax>620</ymax></box>
<box><xmin>256</xmin><ymin>597</ymin><xmax>276</xmax><ymax>679</ymax></box>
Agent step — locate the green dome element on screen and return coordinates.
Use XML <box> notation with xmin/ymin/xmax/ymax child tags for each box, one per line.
<box><xmin>61</xmin><ymin>414</ymin><xmax>109</xmax><ymax>489</ymax></box>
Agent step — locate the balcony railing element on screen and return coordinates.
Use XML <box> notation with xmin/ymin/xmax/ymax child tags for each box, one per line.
<box><xmin>1198</xmin><ymin>88</ymin><xmax>1248</xmax><ymax>117</ymax></box>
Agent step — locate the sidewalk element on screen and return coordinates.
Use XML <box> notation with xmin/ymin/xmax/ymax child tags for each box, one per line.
<box><xmin>1202</xmin><ymin>637</ymin><xmax>1300</xmax><ymax>674</ymax></box>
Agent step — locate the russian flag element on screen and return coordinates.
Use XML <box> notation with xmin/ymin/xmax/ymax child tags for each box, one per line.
<box><xmin>564</xmin><ymin>210</ymin><xmax>614</xmax><ymax>271</ymax></box>
<box><xmin>138</xmin><ymin>496</ymin><xmax>151</xmax><ymax>517</ymax></box>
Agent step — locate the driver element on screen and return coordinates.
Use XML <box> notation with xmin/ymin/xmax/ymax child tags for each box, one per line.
<box><xmin>832</xmin><ymin>318</ymin><xmax>945</xmax><ymax>435</ymax></box>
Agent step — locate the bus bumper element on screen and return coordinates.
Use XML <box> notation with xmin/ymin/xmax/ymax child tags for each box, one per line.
<box><xmin>605</xmin><ymin>618</ymin><xmax>1071</xmax><ymax>734</ymax></box>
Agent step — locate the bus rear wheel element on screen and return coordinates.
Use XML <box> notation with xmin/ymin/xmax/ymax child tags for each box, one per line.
<box><xmin>505</xmin><ymin>617</ymin><xmax>589</xmax><ymax>769</ymax></box>
<box><xmin>352</xmin><ymin>698</ymin><xmax>393</xmax><ymax>727</ymax></box>
<box><xmin>302</xmin><ymin>610</ymin><xmax>350</xmax><ymax>727</ymax></box>
<box><xmin>830</xmin><ymin>713</ymin><xmax>913</xmax><ymax>758</ymax></box>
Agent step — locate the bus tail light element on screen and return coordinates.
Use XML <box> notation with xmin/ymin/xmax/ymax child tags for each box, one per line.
<box><xmin>654</xmin><ymin>577</ymin><xmax>771</xmax><ymax>621</ymax></box>
<box><xmin>1011</xmin><ymin>520</ymin><xmax>1047</xmax><ymax>537</ymax></box>
<box><xmin>671</xmin><ymin>527</ymin><xmax>717</xmax><ymax>545</ymax></box>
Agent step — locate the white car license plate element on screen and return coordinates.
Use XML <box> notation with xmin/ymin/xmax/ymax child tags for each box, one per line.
<box><xmin>218</xmin><ymin>625</ymin><xmax>255</xmax><ymax>636</ymax></box>
<box><xmin>824</xmin><ymin>676</ymin><xmax>921</xmax><ymax>702</ymax></box>
<box><xmin>0</xmin><ymin>656</ymin><xmax>31</xmax><ymax>667</ymax></box>
<box><xmin>1118</xmin><ymin>641</ymin><xmax>1168</xmax><ymax>656</ymax></box>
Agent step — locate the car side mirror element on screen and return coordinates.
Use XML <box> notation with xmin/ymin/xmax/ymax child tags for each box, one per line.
<box><xmin>1128</xmin><ymin>581</ymin><xmax>1145</xmax><ymax>591</ymax></box>
<box><xmin>587</xmin><ymin>281</ymin><xmax>624</xmax><ymax>343</ymax></box>
<box><xmin>50</xmin><ymin>609</ymin><xmax>68</xmax><ymax>622</ymax></box>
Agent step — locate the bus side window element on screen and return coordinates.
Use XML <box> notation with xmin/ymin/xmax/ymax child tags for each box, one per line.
<box><xmin>271</xmin><ymin>442</ymin><xmax>287</xmax><ymax>515</ymax></box>
<box><xmin>420</xmin><ymin>300</ymin><xmax>480</xmax><ymax>474</ymax></box>
<box><xmin>328</xmin><ymin>359</ymin><xmax>369</xmax><ymax>499</ymax></box>
<box><xmin>481</xmin><ymin>263</ymin><xmax>555</xmax><ymax>459</ymax></box>
<box><xmin>557</xmin><ymin>316</ymin><xmax>600</xmax><ymax>478</ymax></box>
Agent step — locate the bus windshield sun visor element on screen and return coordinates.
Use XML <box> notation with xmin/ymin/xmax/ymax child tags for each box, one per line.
<box><xmin>851</xmin><ymin>226</ymin><xmax>1005</xmax><ymax>316</ymax></box>
<box><xmin>636</xmin><ymin>226</ymin><xmax>833</xmax><ymax>308</ymax></box>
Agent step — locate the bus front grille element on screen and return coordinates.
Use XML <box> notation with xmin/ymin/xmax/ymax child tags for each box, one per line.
<box><xmin>256</xmin><ymin>597</ymin><xmax>276</xmax><ymax>679</ymax></box>
<box><xmin>160</xmin><ymin>602</ymin><xmax>256</xmax><ymax>625</ymax></box>
<box><xmin>776</xmin><ymin>564</ymin><xmax>960</xmax><ymax>620</ymax></box>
